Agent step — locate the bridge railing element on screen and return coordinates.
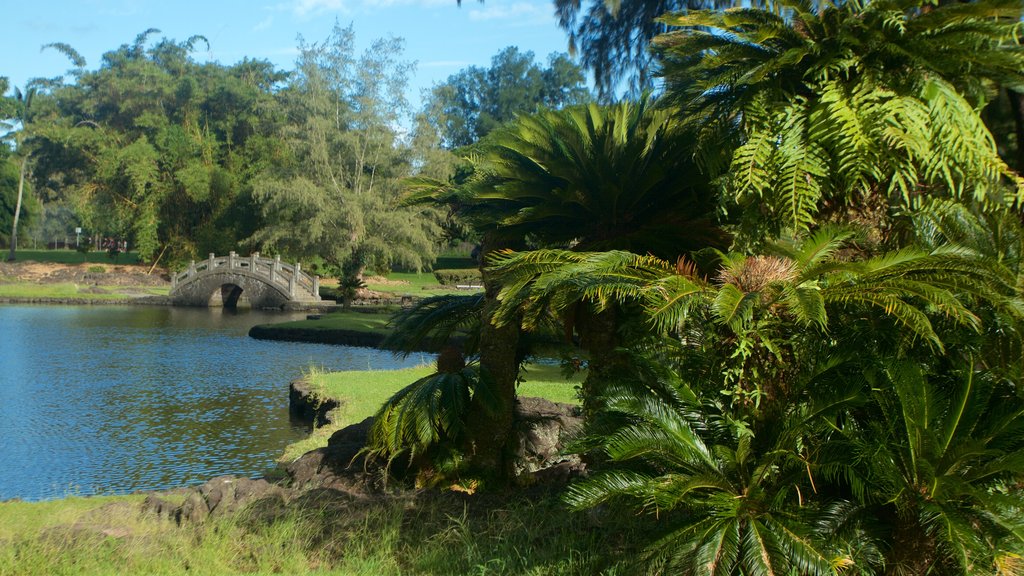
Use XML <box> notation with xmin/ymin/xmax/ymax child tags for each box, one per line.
<box><xmin>171</xmin><ymin>252</ymin><xmax>321</xmax><ymax>301</ymax></box>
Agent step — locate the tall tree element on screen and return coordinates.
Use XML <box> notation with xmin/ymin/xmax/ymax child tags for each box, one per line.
<box><xmin>554</xmin><ymin>0</ymin><xmax>683</xmax><ymax>99</ymax></box>
<box><xmin>39</xmin><ymin>31</ymin><xmax>287</xmax><ymax>264</ymax></box>
<box><xmin>420</xmin><ymin>46</ymin><xmax>590</xmax><ymax>148</ymax></box>
<box><xmin>251</xmin><ymin>23</ymin><xmax>442</xmax><ymax>284</ymax></box>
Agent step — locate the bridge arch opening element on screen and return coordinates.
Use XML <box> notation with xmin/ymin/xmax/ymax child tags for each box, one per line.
<box><xmin>208</xmin><ymin>284</ymin><xmax>251</xmax><ymax>309</ymax></box>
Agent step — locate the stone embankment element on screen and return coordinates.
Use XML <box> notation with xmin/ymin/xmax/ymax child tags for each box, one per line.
<box><xmin>249</xmin><ymin>324</ymin><xmax>387</xmax><ymax>347</ymax></box>
<box><xmin>139</xmin><ymin>380</ymin><xmax>587</xmax><ymax>526</ymax></box>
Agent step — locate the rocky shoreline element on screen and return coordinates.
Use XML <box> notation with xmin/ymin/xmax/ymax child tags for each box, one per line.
<box><xmin>0</xmin><ymin>295</ymin><xmax>172</xmax><ymax>306</ymax></box>
<box><xmin>139</xmin><ymin>386</ymin><xmax>586</xmax><ymax>526</ymax></box>
<box><xmin>249</xmin><ymin>324</ymin><xmax>387</xmax><ymax>347</ymax></box>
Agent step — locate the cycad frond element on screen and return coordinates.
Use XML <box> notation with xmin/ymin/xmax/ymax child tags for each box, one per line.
<box><xmin>381</xmin><ymin>293</ymin><xmax>484</xmax><ymax>355</ymax></box>
<box><xmin>364</xmin><ymin>364</ymin><xmax>482</xmax><ymax>469</ymax></box>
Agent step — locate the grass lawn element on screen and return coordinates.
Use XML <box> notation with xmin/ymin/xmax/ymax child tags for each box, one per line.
<box><xmin>318</xmin><ymin>271</ymin><xmax>481</xmax><ymax>298</ymax></box>
<box><xmin>0</xmin><ymin>487</ymin><xmax>627</xmax><ymax>576</ymax></box>
<box><xmin>280</xmin><ymin>362</ymin><xmax>582</xmax><ymax>462</ymax></box>
<box><xmin>261</xmin><ymin>308</ymin><xmax>396</xmax><ymax>335</ymax></box>
<box><xmin>0</xmin><ymin>283</ymin><xmax>169</xmax><ymax>300</ymax></box>
<box><xmin>6</xmin><ymin>249</ymin><xmax>142</xmax><ymax>265</ymax></box>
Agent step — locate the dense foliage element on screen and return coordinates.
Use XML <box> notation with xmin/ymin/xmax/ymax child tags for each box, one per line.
<box><xmin>386</xmin><ymin>1</ymin><xmax>1024</xmax><ymax>574</ymax></box>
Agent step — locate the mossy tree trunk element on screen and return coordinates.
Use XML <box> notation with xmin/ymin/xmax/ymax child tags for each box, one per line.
<box><xmin>463</xmin><ymin>232</ymin><xmax>522</xmax><ymax>481</ymax></box>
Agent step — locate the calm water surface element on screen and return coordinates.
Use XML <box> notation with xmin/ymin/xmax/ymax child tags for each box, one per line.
<box><xmin>0</xmin><ymin>305</ymin><xmax>426</xmax><ymax>501</ymax></box>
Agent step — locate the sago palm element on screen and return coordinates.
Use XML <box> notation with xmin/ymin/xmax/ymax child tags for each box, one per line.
<box><xmin>823</xmin><ymin>361</ymin><xmax>1024</xmax><ymax>575</ymax></box>
<box><xmin>489</xmin><ymin>227</ymin><xmax>1015</xmax><ymax>415</ymax></box>
<box><xmin>565</xmin><ymin>370</ymin><xmax>866</xmax><ymax>575</ymax></box>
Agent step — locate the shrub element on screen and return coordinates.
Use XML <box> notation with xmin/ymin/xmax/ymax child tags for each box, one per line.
<box><xmin>87</xmin><ymin>265</ymin><xmax>105</xmax><ymax>274</ymax></box>
<box><xmin>432</xmin><ymin>269</ymin><xmax>481</xmax><ymax>286</ymax></box>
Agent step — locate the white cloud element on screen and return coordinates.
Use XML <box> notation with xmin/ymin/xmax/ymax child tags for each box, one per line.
<box><xmin>277</xmin><ymin>0</ymin><xmax>463</xmax><ymax>17</ymax></box>
<box><xmin>289</xmin><ymin>0</ymin><xmax>346</xmax><ymax>17</ymax></box>
<box><xmin>467</xmin><ymin>2</ymin><xmax>545</xmax><ymax>22</ymax></box>
<box><xmin>253</xmin><ymin>17</ymin><xmax>275</xmax><ymax>32</ymax></box>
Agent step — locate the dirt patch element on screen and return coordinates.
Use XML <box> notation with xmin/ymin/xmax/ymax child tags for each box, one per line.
<box><xmin>363</xmin><ymin>275</ymin><xmax>409</xmax><ymax>287</ymax></box>
<box><xmin>0</xmin><ymin>261</ymin><xmax>169</xmax><ymax>287</ymax></box>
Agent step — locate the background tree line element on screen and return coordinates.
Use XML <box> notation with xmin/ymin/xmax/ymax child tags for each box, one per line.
<box><xmin>0</xmin><ymin>24</ymin><xmax>591</xmax><ymax>282</ymax></box>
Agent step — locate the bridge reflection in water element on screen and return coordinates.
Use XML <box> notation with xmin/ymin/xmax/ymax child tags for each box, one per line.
<box><xmin>169</xmin><ymin>252</ymin><xmax>322</xmax><ymax>309</ymax></box>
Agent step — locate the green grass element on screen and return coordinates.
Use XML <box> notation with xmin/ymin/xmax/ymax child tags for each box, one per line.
<box><xmin>0</xmin><ymin>488</ymin><xmax>634</xmax><ymax>576</ymax></box>
<box><xmin>0</xmin><ymin>283</ymin><xmax>169</xmax><ymax>300</ymax></box>
<box><xmin>280</xmin><ymin>362</ymin><xmax>582</xmax><ymax>462</ymax></box>
<box><xmin>365</xmin><ymin>271</ymin><xmax>481</xmax><ymax>297</ymax></box>
<box><xmin>6</xmin><ymin>249</ymin><xmax>142</xmax><ymax>265</ymax></box>
<box><xmin>261</xmin><ymin>309</ymin><xmax>395</xmax><ymax>335</ymax></box>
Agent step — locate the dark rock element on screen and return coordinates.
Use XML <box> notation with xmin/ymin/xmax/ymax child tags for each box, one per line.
<box><xmin>289</xmin><ymin>379</ymin><xmax>341</xmax><ymax>427</ymax></box>
<box><xmin>141</xmin><ymin>494</ymin><xmax>179</xmax><ymax>522</ymax></box>
<box><xmin>511</xmin><ymin>397</ymin><xmax>586</xmax><ymax>483</ymax></box>
<box><xmin>143</xmin><ymin>475</ymin><xmax>289</xmax><ymax>525</ymax></box>
<box><xmin>177</xmin><ymin>491</ymin><xmax>209</xmax><ymax>524</ymax></box>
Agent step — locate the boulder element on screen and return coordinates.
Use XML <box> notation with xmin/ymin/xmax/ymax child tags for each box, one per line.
<box><xmin>142</xmin><ymin>475</ymin><xmax>288</xmax><ymax>525</ymax></box>
<box><xmin>511</xmin><ymin>397</ymin><xmax>586</xmax><ymax>482</ymax></box>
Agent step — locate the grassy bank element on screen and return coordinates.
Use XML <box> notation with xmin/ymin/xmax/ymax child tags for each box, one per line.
<box><xmin>0</xmin><ymin>283</ymin><xmax>169</xmax><ymax>300</ymax></box>
<box><xmin>0</xmin><ymin>488</ymin><xmax>634</xmax><ymax>576</ymax></box>
<box><xmin>258</xmin><ymin>309</ymin><xmax>395</xmax><ymax>336</ymax></box>
<box><xmin>281</xmin><ymin>363</ymin><xmax>580</xmax><ymax>462</ymax></box>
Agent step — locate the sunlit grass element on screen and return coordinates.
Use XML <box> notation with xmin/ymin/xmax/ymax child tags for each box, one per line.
<box><xmin>257</xmin><ymin>309</ymin><xmax>395</xmax><ymax>336</ymax></box>
<box><xmin>0</xmin><ymin>283</ymin><xmax>169</xmax><ymax>300</ymax></box>
<box><xmin>0</xmin><ymin>489</ymin><xmax>630</xmax><ymax>576</ymax></box>
<box><xmin>280</xmin><ymin>362</ymin><xmax>581</xmax><ymax>463</ymax></box>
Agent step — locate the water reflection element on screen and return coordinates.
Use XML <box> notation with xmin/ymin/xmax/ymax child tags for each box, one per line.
<box><xmin>0</xmin><ymin>305</ymin><xmax>427</xmax><ymax>501</ymax></box>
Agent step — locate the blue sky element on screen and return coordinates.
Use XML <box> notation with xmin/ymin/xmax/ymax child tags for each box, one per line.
<box><xmin>2</xmin><ymin>0</ymin><xmax>573</xmax><ymax>109</ymax></box>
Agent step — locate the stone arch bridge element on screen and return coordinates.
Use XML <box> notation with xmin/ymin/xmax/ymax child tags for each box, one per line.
<box><xmin>170</xmin><ymin>252</ymin><xmax>322</xmax><ymax>309</ymax></box>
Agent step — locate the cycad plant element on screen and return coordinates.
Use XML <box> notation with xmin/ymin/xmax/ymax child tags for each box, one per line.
<box><xmin>391</xmin><ymin>99</ymin><xmax>727</xmax><ymax>478</ymax></box>
<box><xmin>489</xmin><ymin>227</ymin><xmax>1011</xmax><ymax>417</ymax></box>
<box><xmin>825</xmin><ymin>361</ymin><xmax>1024</xmax><ymax>575</ymax></box>
<box><xmin>565</xmin><ymin>361</ymin><xmax>870</xmax><ymax>575</ymax></box>
<box><xmin>492</xmin><ymin>230</ymin><xmax>1024</xmax><ymax>572</ymax></box>
<box><xmin>364</xmin><ymin>347</ymin><xmax>493</xmax><ymax>485</ymax></box>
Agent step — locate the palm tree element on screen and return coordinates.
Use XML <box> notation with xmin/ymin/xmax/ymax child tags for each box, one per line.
<box><xmin>4</xmin><ymin>42</ymin><xmax>85</xmax><ymax>261</ymax></box>
<box><xmin>4</xmin><ymin>85</ymin><xmax>37</xmax><ymax>262</ymax></box>
<box><xmin>655</xmin><ymin>0</ymin><xmax>1024</xmax><ymax>243</ymax></box>
<box><xmin>383</xmin><ymin>100</ymin><xmax>725</xmax><ymax>479</ymax></box>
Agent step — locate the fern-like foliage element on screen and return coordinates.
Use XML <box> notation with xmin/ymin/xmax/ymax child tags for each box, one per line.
<box><xmin>380</xmin><ymin>293</ymin><xmax>484</xmax><ymax>355</ymax></box>
<box><xmin>820</xmin><ymin>361</ymin><xmax>1024</xmax><ymax>575</ymax></box>
<box><xmin>656</xmin><ymin>0</ymin><xmax>1024</xmax><ymax>240</ymax></box>
<box><xmin>443</xmin><ymin>98</ymin><xmax>728</xmax><ymax>259</ymax></box>
<box><xmin>566</xmin><ymin>377</ymin><xmax>857</xmax><ymax>575</ymax></box>
<box><xmin>364</xmin><ymin>360</ymin><xmax>494</xmax><ymax>479</ymax></box>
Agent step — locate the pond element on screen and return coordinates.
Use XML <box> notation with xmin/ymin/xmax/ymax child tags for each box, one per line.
<box><xmin>0</xmin><ymin>305</ymin><xmax>425</xmax><ymax>501</ymax></box>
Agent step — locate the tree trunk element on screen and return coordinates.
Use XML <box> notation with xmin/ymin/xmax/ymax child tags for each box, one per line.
<box><xmin>463</xmin><ymin>232</ymin><xmax>521</xmax><ymax>482</ymax></box>
<box><xmin>577</xmin><ymin>304</ymin><xmax>629</xmax><ymax>418</ymax></box>
<box><xmin>885</xmin><ymin>508</ymin><xmax>939</xmax><ymax>576</ymax></box>
<box><xmin>6</xmin><ymin>156</ymin><xmax>28</xmax><ymax>262</ymax></box>
<box><xmin>1008</xmin><ymin>88</ymin><xmax>1024</xmax><ymax>173</ymax></box>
